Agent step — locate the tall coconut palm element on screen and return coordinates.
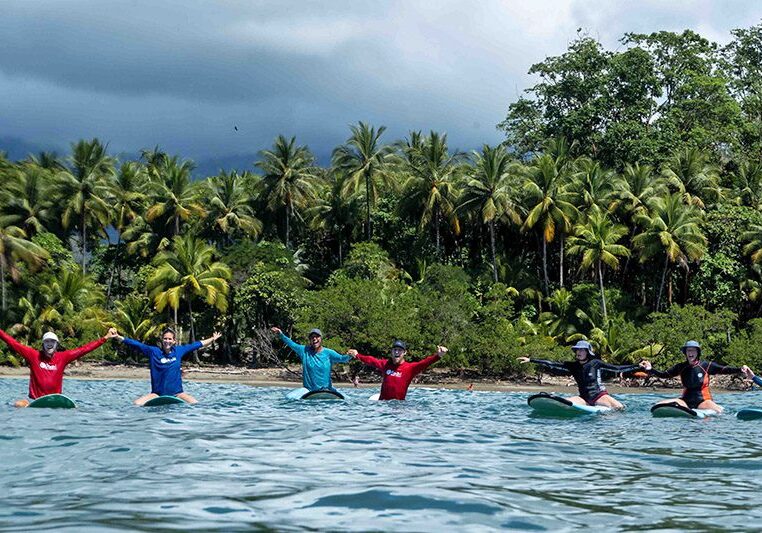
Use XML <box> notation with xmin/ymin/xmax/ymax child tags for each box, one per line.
<box><xmin>2</xmin><ymin>162</ymin><xmax>54</xmax><ymax>236</ymax></box>
<box><xmin>522</xmin><ymin>154</ymin><xmax>577</xmax><ymax>294</ymax></box>
<box><xmin>633</xmin><ymin>193</ymin><xmax>707</xmax><ymax>311</ymax></box>
<box><xmin>146</xmin><ymin>235</ymin><xmax>231</xmax><ymax>361</ymax></box>
<box><xmin>54</xmin><ymin>138</ymin><xmax>115</xmax><ymax>273</ymax></box>
<box><xmin>742</xmin><ymin>223</ymin><xmax>762</xmax><ymax>263</ymax></box>
<box><xmin>398</xmin><ymin>131</ymin><xmax>462</xmax><ymax>256</ymax></box>
<box><xmin>332</xmin><ymin>122</ymin><xmax>395</xmax><ymax>240</ymax></box>
<box><xmin>568</xmin><ymin>158</ymin><xmax>617</xmax><ymax>213</ymax></box>
<box><xmin>566</xmin><ymin>207</ymin><xmax>630</xmax><ymax>321</ymax></box>
<box><xmin>0</xmin><ymin>219</ymin><xmax>49</xmax><ymax>311</ymax></box>
<box><xmin>307</xmin><ymin>171</ymin><xmax>361</xmax><ymax>264</ymax></box>
<box><xmin>113</xmin><ymin>295</ymin><xmax>162</xmax><ymax>344</ymax></box>
<box><xmin>459</xmin><ymin>144</ymin><xmax>523</xmax><ymax>282</ymax></box>
<box><xmin>662</xmin><ymin>148</ymin><xmax>721</xmax><ymax>209</ymax></box>
<box><xmin>206</xmin><ymin>170</ymin><xmax>262</xmax><ymax>244</ymax></box>
<box><xmin>257</xmin><ymin>136</ymin><xmax>319</xmax><ymax>248</ymax></box>
<box><xmin>145</xmin><ymin>156</ymin><xmax>205</xmax><ymax>236</ymax></box>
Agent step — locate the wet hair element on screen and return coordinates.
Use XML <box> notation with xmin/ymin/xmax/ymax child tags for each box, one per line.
<box><xmin>161</xmin><ymin>327</ymin><xmax>177</xmax><ymax>340</ymax></box>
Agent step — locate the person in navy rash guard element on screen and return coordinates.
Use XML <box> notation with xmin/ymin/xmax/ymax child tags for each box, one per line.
<box><xmin>519</xmin><ymin>340</ymin><xmax>650</xmax><ymax>410</ymax></box>
<box><xmin>114</xmin><ymin>327</ymin><xmax>221</xmax><ymax>405</ymax></box>
<box><xmin>348</xmin><ymin>340</ymin><xmax>447</xmax><ymax>400</ymax></box>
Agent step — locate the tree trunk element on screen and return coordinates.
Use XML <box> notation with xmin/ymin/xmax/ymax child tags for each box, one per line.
<box><xmin>656</xmin><ymin>254</ymin><xmax>670</xmax><ymax>311</ymax></box>
<box><xmin>542</xmin><ymin>238</ymin><xmax>549</xmax><ymax>295</ymax></box>
<box><xmin>1</xmin><ymin>260</ymin><xmax>6</xmax><ymax>312</ymax></box>
<box><xmin>365</xmin><ymin>170</ymin><xmax>372</xmax><ymax>240</ymax></box>
<box><xmin>175</xmin><ymin>215</ymin><xmax>180</xmax><ymax>236</ymax></box>
<box><xmin>188</xmin><ymin>298</ymin><xmax>200</xmax><ymax>364</ymax></box>
<box><xmin>81</xmin><ymin>210</ymin><xmax>87</xmax><ymax>274</ymax></box>
<box><xmin>489</xmin><ymin>220</ymin><xmax>498</xmax><ymax>283</ymax></box>
<box><xmin>597</xmin><ymin>259</ymin><xmax>607</xmax><ymax>322</ymax></box>
<box><xmin>559</xmin><ymin>235</ymin><xmax>565</xmax><ymax>288</ymax></box>
<box><xmin>285</xmin><ymin>203</ymin><xmax>291</xmax><ymax>248</ymax></box>
<box><xmin>435</xmin><ymin>208</ymin><xmax>441</xmax><ymax>257</ymax></box>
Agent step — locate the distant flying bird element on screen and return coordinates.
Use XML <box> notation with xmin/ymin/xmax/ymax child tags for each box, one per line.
<box><xmin>234</xmin><ymin>125</ymin><xmax>238</xmax><ymax>131</ymax></box>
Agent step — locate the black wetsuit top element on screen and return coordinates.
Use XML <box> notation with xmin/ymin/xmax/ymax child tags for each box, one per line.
<box><xmin>649</xmin><ymin>360</ymin><xmax>741</xmax><ymax>408</ymax></box>
<box><xmin>529</xmin><ymin>358</ymin><xmax>641</xmax><ymax>403</ymax></box>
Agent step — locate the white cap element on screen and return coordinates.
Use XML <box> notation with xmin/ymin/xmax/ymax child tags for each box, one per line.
<box><xmin>42</xmin><ymin>332</ymin><xmax>60</xmax><ymax>343</ymax></box>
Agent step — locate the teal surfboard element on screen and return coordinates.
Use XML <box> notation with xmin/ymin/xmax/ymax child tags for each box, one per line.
<box><xmin>28</xmin><ymin>394</ymin><xmax>76</xmax><ymax>409</ymax></box>
<box><xmin>737</xmin><ymin>408</ymin><xmax>762</xmax><ymax>421</ymax></box>
<box><xmin>651</xmin><ymin>402</ymin><xmax>717</xmax><ymax>419</ymax></box>
<box><xmin>527</xmin><ymin>393</ymin><xmax>611</xmax><ymax>416</ymax></box>
<box><xmin>144</xmin><ymin>395</ymin><xmax>186</xmax><ymax>407</ymax></box>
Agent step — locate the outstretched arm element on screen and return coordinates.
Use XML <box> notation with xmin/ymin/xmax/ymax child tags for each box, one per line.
<box><xmin>347</xmin><ymin>349</ymin><xmax>386</xmax><ymax>371</ymax></box>
<box><xmin>114</xmin><ymin>331</ymin><xmax>153</xmax><ymax>357</ymax></box>
<box><xmin>408</xmin><ymin>346</ymin><xmax>448</xmax><ymax>376</ymax></box>
<box><xmin>61</xmin><ymin>328</ymin><xmax>117</xmax><ymax>364</ymax></box>
<box><xmin>199</xmin><ymin>331</ymin><xmax>222</xmax><ymax>349</ymax></box>
<box><xmin>648</xmin><ymin>363</ymin><xmax>682</xmax><ymax>379</ymax></box>
<box><xmin>518</xmin><ymin>356</ymin><xmax>571</xmax><ymax>375</ymax></box>
<box><xmin>271</xmin><ymin>327</ymin><xmax>304</xmax><ymax>359</ymax></box>
<box><xmin>0</xmin><ymin>328</ymin><xmax>38</xmax><ymax>363</ymax></box>
<box><xmin>707</xmin><ymin>361</ymin><xmax>746</xmax><ymax>375</ymax></box>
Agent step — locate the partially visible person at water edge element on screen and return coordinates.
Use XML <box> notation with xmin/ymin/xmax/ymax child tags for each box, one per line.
<box><xmin>348</xmin><ymin>340</ymin><xmax>447</xmax><ymax>400</ymax></box>
<box><xmin>519</xmin><ymin>340</ymin><xmax>650</xmax><ymax>410</ymax></box>
<box><xmin>644</xmin><ymin>340</ymin><xmax>748</xmax><ymax>414</ymax></box>
<box><xmin>114</xmin><ymin>328</ymin><xmax>221</xmax><ymax>405</ymax></box>
<box><xmin>0</xmin><ymin>327</ymin><xmax>118</xmax><ymax>407</ymax></box>
<box><xmin>271</xmin><ymin>326</ymin><xmax>351</xmax><ymax>392</ymax></box>
<box><xmin>742</xmin><ymin>366</ymin><xmax>762</xmax><ymax>387</ymax></box>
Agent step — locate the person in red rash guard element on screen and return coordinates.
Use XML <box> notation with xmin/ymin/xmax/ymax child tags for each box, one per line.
<box><xmin>347</xmin><ymin>340</ymin><xmax>447</xmax><ymax>400</ymax></box>
<box><xmin>0</xmin><ymin>327</ymin><xmax>117</xmax><ymax>407</ymax></box>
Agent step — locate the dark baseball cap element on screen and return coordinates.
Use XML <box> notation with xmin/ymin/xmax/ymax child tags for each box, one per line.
<box><xmin>391</xmin><ymin>339</ymin><xmax>407</xmax><ymax>350</ymax></box>
<box><xmin>308</xmin><ymin>328</ymin><xmax>323</xmax><ymax>337</ymax></box>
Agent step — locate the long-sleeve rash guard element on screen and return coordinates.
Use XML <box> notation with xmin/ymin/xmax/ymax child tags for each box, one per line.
<box><xmin>649</xmin><ymin>360</ymin><xmax>742</xmax><ymax>408</ymax></box>
<box><xmin>122</xmin><ymin>338</ymin><xmax>202</xmax><ymax>396</ymax></box>
<box><xmin>753</xmin><ymin>375</ymin><xmax>762</xmax><ymax>388</ymax></box>
<box><xmin>355</xmin><ymin>353</ymin><xmax>441</xmax><ymax>400</ymax></box>
<box><xmin>0</xmin><ymin>328</ymin><xmax>106</xmax><ymax>399</ymax></box>
<box><xmin>279</xmin><ymin>332</ymin><xmax>351</xmax><ymax>391</ymax></box>
<box><xmin>529</xmin><ymin>357</ymin><xmax>641</xmax><ymax>403</ymax></box>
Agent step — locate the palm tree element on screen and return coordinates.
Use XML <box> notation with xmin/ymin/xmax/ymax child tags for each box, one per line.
<box><xmin>257</xmin><ymin>136</ymin><xmax>319</xmax><ymax>247</ymax></box>
<box><xmin>2</xmin><ymin>162</ymin><xmax>54</xmax><ymax>236</ymax></box>
<box><xmin>0</xmin><ymin>220</ymin><xmax>49</xmax><ymax>311</ymax></box>
<box><xmin>145</xmin><ymin>156</ymin><xmax>205</xmax><ymax>236</ymax></box>
<box><xmin>459</xmin><ymin>144</ymin><xmax>522</xmax><ymax>282</ymax></box>
<box><xmin>307</xmin><ymin>171</ymin><xmax>361</xmax><ymax>264</ymax></box>
<box><xmin>734</xmin><ymin>159</ymin><xmax>762</xmax><ymax>210</ymax></box>
<box><xmin>54</xmin><ymin>138</ymin><xmax>115</xmax><ymax>273</ymax></box>
<box><xmin>566</xmin><ymin>207</ymin><xmax>630</xmax><ymax>321</ymax></box>
<box><xmin>398</xmin><ymin>131</ymin><xmax>462</xmax><ymax>256</ymax></box>
<box><xmin>661</xmin><ymin>148</ymin><xmax>721</xmax><ymax>209</ymax></box>
<box><xmin>113</xmin><ymin>295</ymin><xmax>162</xmax><ymax>344</ymax></box>
<box><xmin>206</xmin><ymin>170</ymin><xmax>262</xmax><ymax>244</ymax></box>
<box><xmin>742</xmin><ymin>223</ymin><xmax>762</xmax><ymax>263</ymax></box>
<box><xmin>633</xmin><ymin>193</ymin><xmax>707</xmax><ymax>311</ymax></box>
<box><xmin>522</xmin><ymin>154</ymin><xmax>577</xmax><ymax>294</ymax></box>
<box><xmin>332</xmin><ymin>122</ymin><xmax>395</xmax><ymax>240</ymax></box>
<box><xmin>568</xmin><ymin>158</ymin><xmax>616</xmax><ymax>213</ymax></box>
<box><xmin>146</xmin><ymin>235</ymin><xmax>231</xmax><ymax>361</ymax></box>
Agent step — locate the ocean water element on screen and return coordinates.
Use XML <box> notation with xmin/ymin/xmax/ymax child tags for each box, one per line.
<box><xmin>1</xmin><ymin>378</ymin><xmax>762</xmax><ymax>532</ymax></box>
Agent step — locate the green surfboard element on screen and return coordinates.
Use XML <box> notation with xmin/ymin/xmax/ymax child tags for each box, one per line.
<box><xmin>144</xmin><ymin>395</ymin><xmax>186</xmax><ymax>407</ymax></box>
<box><xmin>28</xmin><ymin>394</ymin><xmax>76</xmax><ymax>409</ymax></box>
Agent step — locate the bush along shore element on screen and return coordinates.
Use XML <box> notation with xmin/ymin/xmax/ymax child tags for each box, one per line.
<box><xmin>4</xmin><ymin>25</ymin><xmax>762</xmax><ymax>379</ymax></box>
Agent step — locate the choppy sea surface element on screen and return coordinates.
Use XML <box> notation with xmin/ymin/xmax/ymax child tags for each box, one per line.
<box><xmin>1</xmin><ymin>378</ymin><xmax>762</xmax><ymax>532</ymax></box>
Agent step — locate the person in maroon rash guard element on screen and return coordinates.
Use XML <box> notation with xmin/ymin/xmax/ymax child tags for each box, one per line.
<box><xmin>347</xmin><ymin>340</ymin><xmax>447</xmax><ymax>400</ymax></box>
<box><xmin>0</xmin><ymin>327</ymin><xmax>118</xmax><ymax>407</ymax></box>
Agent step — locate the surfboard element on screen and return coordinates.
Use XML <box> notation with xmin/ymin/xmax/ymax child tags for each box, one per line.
<box><xmin>301</xmin><ymin>389</ymin><xmax>345</xmax><ymax>400</ymax></box>
<box><xmin>368</xmin><ymin>393</ymin><xmax>381</xmax><ymax>401</ymax></box>
<box><xmin>144</xmin><ymin>395</ymin><xmax>186</xmax><ymax>407</ymax></box>
<box><xmin>527</xmin><ymin>393</ymin><xmax>611</xmax><ymax>416</ymax></box>
<box><xmin>285</xmin><ymin>387</ymin><xmax>345</xmax><ymax>400</ymax></box>
<box><xmin>650</xmin><ymin>402</ymin><xmax>718</xmax><ymax>419</ymax></box>
<box><xmin>28</xmin><ymin>394</ymin><xmax>76</xmax><ymax>409</ymax></box>
<box><xmin>737</xmin><ymin>408</ymin><xmax>762</xmax><ymax>421</ymax></box>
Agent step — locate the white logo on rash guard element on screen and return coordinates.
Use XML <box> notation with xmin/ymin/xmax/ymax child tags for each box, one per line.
<box><xmin>385</xmin><ymin>369</ymin><xmax>402</xmax><ymax>377</ymax></box>
<box><xmin>39</xmin><ymin>361</ymin><xmax>57</xmax><ymax>371</ymax></box>
<box><xmin>159</xmin><ymin>357</ymin><xmax>177</xmax><ymax>364</ymax></box>
<box><xmin>697</xmin><ymin>373</ymin><xmax>703</xmax><ymax>378</ymax></box>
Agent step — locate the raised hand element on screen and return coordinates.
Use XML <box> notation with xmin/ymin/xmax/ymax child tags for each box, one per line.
<box><xmin>639</xmin><ymin>360</ymin><xmax>652</xmax><ymax>370</ymax></box>
<box><xmin>105</xmin><ymin>328</ymin><xmax>119</xmax><ymax>339</ymax></box>
<box><xmin>346</xmin><ymin>349</ymin><xmax>358</xmax><ymax>358</ymax></box>
<box><xmin>518</xmin><ymin>356</ymin><xmax>530</xmax><ymax>364</ymax></box>
<box><xmin>742</xmin><ymin>366</ymin><xmax>755</xmax><ymax>380</ymax></box>
<box><xmin>270</xmin><ymin>327</ymin><xmax>282</xmax><ymax>335</ymax></box>
<box><xmin>211</xmin><ymin>331</ymin><xmax>222</xmax><ymax>342</ymax></box>
<box><xmin>436</xmin><ymin>345</ymin><xmax>448</xmax><ymax>357</ymax></box>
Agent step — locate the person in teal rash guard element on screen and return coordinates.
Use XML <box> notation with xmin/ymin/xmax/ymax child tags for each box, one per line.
<box><xmin>271</xmin><ymin>327</ymin><xmax>351</xmax><ymax>391</ymax></box>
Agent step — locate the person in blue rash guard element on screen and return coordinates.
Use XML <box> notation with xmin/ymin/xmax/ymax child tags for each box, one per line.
<box><xmin>271</xmin><ymin>326</ymin><xmax>351</xmax><ymax>391</ymax></box>
<box><xmin>114</xmin><ymin>327</ymin><xmax>221</xmax><ymax>405</ymax></box>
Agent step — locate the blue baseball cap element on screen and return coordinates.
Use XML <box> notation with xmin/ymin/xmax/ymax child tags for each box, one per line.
<box><xmin>308</xmin><ymin>328</ymin><xmax>323</xmax><ymax>338</ymax></box>
<box><xmin>392</xmin><ymin>339</ymin><xmax>407</xmax><ymax>350</ymax></box>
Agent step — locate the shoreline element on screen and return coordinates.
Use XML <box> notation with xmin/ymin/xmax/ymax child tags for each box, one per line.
<box><xmin>0</xmin><ymin>362</ymin><xmax>753</xmax><ymax>394</ymax></box>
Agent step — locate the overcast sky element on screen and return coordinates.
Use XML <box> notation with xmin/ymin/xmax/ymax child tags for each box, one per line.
<box><xmin>1</xmin><ymin>0</ymin><xmax>760</xmax><ymax>166</ymax></box>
